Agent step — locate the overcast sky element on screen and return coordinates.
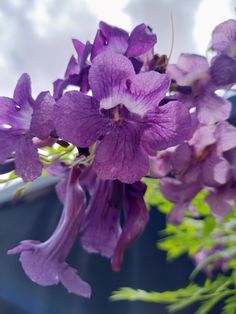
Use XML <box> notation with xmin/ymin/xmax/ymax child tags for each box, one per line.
<box><xmin>0</xmin><ymin>0</ymin><xmax>235</xmax><ymax>97</ymax></box>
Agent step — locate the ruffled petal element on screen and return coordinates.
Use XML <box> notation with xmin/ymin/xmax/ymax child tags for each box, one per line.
<box><xmin>55</xmin><ymin>91</ymin><xmax>108</xmax><ymax>147</ymax></box>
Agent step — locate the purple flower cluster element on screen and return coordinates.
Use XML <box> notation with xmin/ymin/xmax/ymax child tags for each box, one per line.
<box><xmin>151</xmin><ymin>19</ymin><xmax>236</xmax><ymax>225</ymax></box>
<box><xmin>1</xmin><ymin>19</ymin><xmax>236</xmax><ymax>297</ymax></box>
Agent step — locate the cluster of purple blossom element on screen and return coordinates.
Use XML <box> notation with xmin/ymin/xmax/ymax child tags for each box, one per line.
<box><xmin>1</xmin><ymin>19</ymin><xmax>236</xmax><ymax>297</ymax></box>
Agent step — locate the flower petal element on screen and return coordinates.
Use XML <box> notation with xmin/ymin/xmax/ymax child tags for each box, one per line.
<box><xmin>15</xmin><ymin>137</ymin><xmax>42</xmax><ymax>181</ymax></box>
<box><xmin>89</xmin><ymin>52</ymin><xmax>135</xmax><ymax>102</ymax></box>
<box><xmin>126</xmin><ymin>24</ymin><xmax>157</xmax><ymax>58</ymax></box>
<box><xmin>0</xmin><ymin>97</ymin><xmax>32</xmax><ymax>131</ymax></box>
<box><xmin>80</xmin><ymin>180</ymin><xmax>121</xmax><ymax>258</ymax></box>
<box><xmin>13</xmin><ymin>73</ymin><xmax>33</xmax><ymax>107</ymax></box>
<box><xmin>211</xmin><ymin>19</ymin><xmax>236</xmax><ymax>53</ymax></box>
<box><xmin>123</xmin><ymin>71</ymin><xmax>170</xmax><ymax>115</ymax></box>
<box><xmin>206</xmin><ymin>188</ymin><xmax>235</xmax><ymax>217</ymax></box>
<box><xmin>215</xmin><ymin>121</ymin><xmax>236</xmax><ymax>153</ymax></box>
<box><xmin>203</xmin><ymin>150</ymin><xmax>231</xmax><ymax>186</ymax></box>
<box><xmin>54</xmin><ymin>91</ymin><xmax>107</xmax><ymax>147</ymax></box>
<box><xmin>91</xmin><ymin>21</ymin><xmax>129</xmax><ymax>59</ymax></box>
<box><xmin>8</xmin><ymin>168</ymin><xmax>91</xmax><ymax>297</ymax></box>
<box><xmin>197</xmin><ymin>93</ymin><xmax>232</xmax><ymax>125</ymax></box>
<box><xmin>143</xmin><ymin>100</ymin><xmax>191</xmax><ymax>151</ymax></box>
<box><xmin>189</xmin><ymin>125</ymin><xmax>215</xmax><ymax>156</ymax></box>
<box><xmin>30</xmin><ymin>92</ymin><xmax>55</xmax><ymax>139</ymax></box>
<box><xmin>210</xmin><ymin>55</ymin><xmax>236</xmax><ymax>86</ymax></box>
<box><xmin>94</xmin><ymin>122</ymin><xmax>149</xmax><ymax>184</ymax></box>
<box><xmin>111</xmin><ymin>182</ymin><xmax>148</xmax><ymax>271</ymax></box>
<box><xmin>0</xmin><ymin>131</ymin><xmax>19</xmax><ymax>163</ymax></box>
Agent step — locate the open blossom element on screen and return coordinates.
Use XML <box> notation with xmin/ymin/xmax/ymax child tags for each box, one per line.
<box><xmin>8</xmin><ymin>168</ymin><xmax>91</xmax><ymax>297</ymax></box>
<box><xmin>0</xmin><ymin>73</ymin><xmax>54</xmax><ymax>181</ymax></box>
<box><xmin>55</xmin><ymin>51</ymin><xmax>190</xmax><ymax>183</ymax></box>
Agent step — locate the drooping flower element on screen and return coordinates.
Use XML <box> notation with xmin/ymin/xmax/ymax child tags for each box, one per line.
<box><xmin>0</xmin><ymin>74</ymin><xmax>55</xmax><ymax>181</ymax></box>
<box><xmin>8</xmin><ymin>167</ymin><xmax>91</xmax><ymax>298</ymax></box>
<box><xmin>79</xmin><ymin>178</ymin><xmax>122</xmax><ymax>258</ymax></box>
<box><xmin>78</xmin><ymin>172</ymin><xmax>149</xmax><ymax>270</ymax></box>
<box><xmin>55</xmin><ymin>52</ymin><xmax>190</xmax><ymax>183</ymax></box>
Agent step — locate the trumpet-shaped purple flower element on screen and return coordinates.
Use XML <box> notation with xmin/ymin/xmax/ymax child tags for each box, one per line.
<box><xmin>55</xmin><ymin>52</ymin><xmax>190</xmax><ymax>183</ymax></box>
<box><xmin>78</xmin><ymin>172</ymin><xmax>148</xmax><ymax>270</ymax></box>
<box><xmin>0</xmin><ymin>74</ymin><xmax>55</xmax><ymax>181</ymax></box>
<box><xmin>8</xmin><ymin>168</ymin><xmax>91</xmax><ymax>298</ymax></box>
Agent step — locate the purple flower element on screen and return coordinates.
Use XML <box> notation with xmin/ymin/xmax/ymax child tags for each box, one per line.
<box><xmin>0</xmin><ymin>74</ymin><xmax>55</xmax><ymax>181</ymax></box>
<box><xmin>55</xmin><ymin>52</ymin><xmax>190</xmax><ymax>183</ymax></box>
<box><xmin>8</xmin><ymin>168</ymin><xmax>91</xmax><ymax>298</ymax></box>
<box><xmin>54</xmin><ymin>166</ymin><xmax>148</xmax><ymax>271</ymax></box>
<box><xmin>167</xmin><ymin>54</ymin><xmax>232</xmax><ymax>125</ymax></box>
<box><xmin>53</xmin><ymin>40</ymin><xmax>92</xmax><ymax>100</ymax></box>
<box><xmin>80</xmin><ymin>177</ymin><xmax>149</xmax><ymax>270</ymax></box>
<box><xmin>156</xmin><ymin>120</ymin><xmax>236</xmax><ymax>224</ymax></box>
<box><xmin>91</xmin><ymin>21</ymin><xmax>157</xmax><ymax>62</ymax></box>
